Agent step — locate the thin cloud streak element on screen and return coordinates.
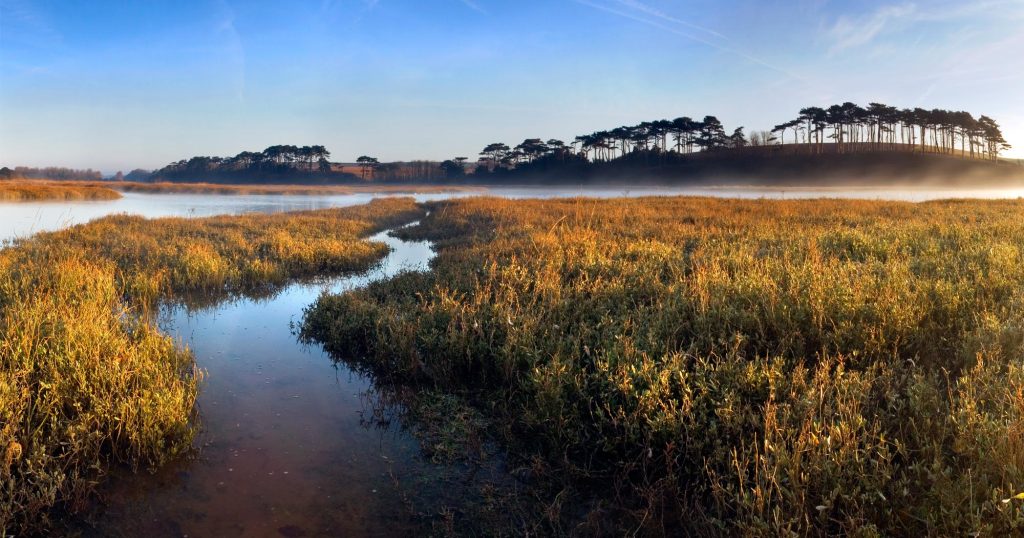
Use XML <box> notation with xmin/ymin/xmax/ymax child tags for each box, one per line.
<box><xmin>459</xmin><ymin>0</ymin><xmax>486</xmax><ymax>13</ymax></box>
<box><xmin>826</xmin><ymin>0</ymin><xmax>1024</xmax><ymax>54</ymax></box>
<box><xmin>215</xmin><ymin>1</ymin><xmax>247</xmax><ymax>102</ymax></box>
<box><xmin>571</xmin><ymin>0</ymin><xmax>805</xmax><ymax>83</ymax></box>
<box><xmin>612</xmin><ymin>0</ymin><xmax>724</xmax><ymax>39</ymax></box>
<box><xmin>828</xmin><ymin>3</ymin><xmax>916</xmax><ymax>54</ymax></box>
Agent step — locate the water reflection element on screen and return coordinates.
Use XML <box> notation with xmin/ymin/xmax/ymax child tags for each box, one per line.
<box><xmin>84</xmin><ymin>228</ymin><xmax>438</xmax><ymax>537</ymax></box>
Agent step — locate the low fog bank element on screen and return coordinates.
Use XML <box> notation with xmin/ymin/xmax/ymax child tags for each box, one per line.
<box><xmin>529</xmin><ymin>153</ymin><xmax>1024</xmax><ymax>189</ymax></box>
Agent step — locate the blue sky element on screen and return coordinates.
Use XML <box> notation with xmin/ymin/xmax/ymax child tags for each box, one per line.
<box><xmin>1</xmin><ymin>0</ymin><xmax>1022</xmax><ymax>172</ymax></box>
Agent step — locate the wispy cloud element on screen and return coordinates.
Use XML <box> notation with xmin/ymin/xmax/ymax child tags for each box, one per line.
<box><xmin>826</xmin><ymin>0</ymin><xmax>1024</xmax><ymax>54</ymax></box>
<box><xmin>0</xmin><ymin>0</ymin><xmax>64</xmax><ymax>48</ymax></box>
<box><xmin>571</xmin><ymin>0</ymin><xmax>804</xmax><ymax>82</ymax></box>
<box><xmin>459</xmin><ymin>0</ymin><xmax>486</xmax><ymax>14</ymax></box>
<box><xmin>215</xmin><ymin>1</ymin><xmax>246</xmax><ymax>101</ymax></box>
<box><xmin>612</xmin><ymin>0</ymin><xmax>723</xmax><ymax>39</ymax></box>
<box><xmin>827</xmin><ymin>3</ymin><xmax>916</xmax><ymax>54</ymax></box>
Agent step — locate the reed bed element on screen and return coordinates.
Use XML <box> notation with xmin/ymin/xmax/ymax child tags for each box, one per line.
<box><xmin>0</xmin><ymin>181</ymin><xmax>122</xmax><ymax>201</ymax></box>
<box><xmin>303</xmin><ymin>196</ymin><xmax>1024</xmax><ymax>536</ymax></box>
<box><xmin>0</xmin><ymin>197</ymin><xmax>426</xmax><ymax>533</ymax></box>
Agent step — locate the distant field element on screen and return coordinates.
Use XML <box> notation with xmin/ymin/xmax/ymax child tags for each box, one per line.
<box><xmin>0</xmin><ymin>181</ymin><xmax>122</xmax><ymax>201</ymax></box>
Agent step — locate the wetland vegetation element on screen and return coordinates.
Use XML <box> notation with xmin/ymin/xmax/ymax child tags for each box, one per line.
<box><xmin>303</xmin><ymin>196</ymin><xmax>1024</xmax><ymax>535</ymax></box>
<box><xmin>0</xmin><ymin>181</ymin><xmax>122</xmax><ymax>201</ymax></box>
<box><xmin>0</xmin><ymin>198</ymin><xmax>426</xmax><ymax>533</ymax></box>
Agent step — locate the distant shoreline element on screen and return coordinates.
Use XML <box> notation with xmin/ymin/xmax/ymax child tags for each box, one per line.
<box><xmin>0</xmin><ymin>179</ymin><xmax>483</xmax><ymax>198</ymax></box>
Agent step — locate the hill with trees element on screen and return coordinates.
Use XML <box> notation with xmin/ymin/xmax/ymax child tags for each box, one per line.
<box><xmin>126</xmin><ymin>102</ymin><xmax>1022</xmax><ymax>186</ymax></box>
<box><xmin>148</xmin><ymin>144</ymin><xmax>358</xmax><ymax>183</ymax></box>
<box><xmin>468</xmin><ymin>102</ymin><xmax>1018</xmax><ymax>185</ymax></box>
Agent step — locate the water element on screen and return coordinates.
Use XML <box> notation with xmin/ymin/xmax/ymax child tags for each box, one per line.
<box><xmin>0</xmin><ymin>191</ymin><xmax>452</xmax><ymax>244</ymax></box>
<box><xmin>6</xmin><ymin>185</ymin><xmax>1024</xmax><ymax>244</ymax></box>
<box><xmin>83</xmin><ymin>229</ymin><xmax>438</xmax><ymax>537</ymax></box>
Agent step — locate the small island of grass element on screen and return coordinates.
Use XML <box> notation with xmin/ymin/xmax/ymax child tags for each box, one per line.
<box><xmin>0</xmin><ymin>181</ymin><xmax>122</xmax><ymax>202</ymax></box>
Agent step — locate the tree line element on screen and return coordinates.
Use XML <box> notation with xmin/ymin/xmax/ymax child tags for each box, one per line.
<box><xmin>128</xmin><ymin>101</ymin><xmax>1017</xmax><ymax>185</ymax></box>
<box><xmin>473</xmin><ymin>102</ymin><xmax>1011</xmax><ymax>173</ymax></box>
<box><xmin>156</xmin><ymin>145</ymin><xmax>334</xmax><ymax>180</ymax></box>
<box><xmin>0</xmin><ymin>166</ymin><xmax>104</xmax><ymax>181</ymax></box>
<box><xmin>772</xmin><ymin>103</ymin><xmax>1010</xmax><ymax>158</ymax></box>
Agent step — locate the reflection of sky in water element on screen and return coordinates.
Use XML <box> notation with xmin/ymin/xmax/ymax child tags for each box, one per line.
<box><xmin>7</xmin><ymin>186</ymin><xmax>1024</xmax><ymax>245</ymax></box>
<box><xmin>91</xmin><ymin>229</ymin><xmax>440</xmax><ymax>536</ymax></box>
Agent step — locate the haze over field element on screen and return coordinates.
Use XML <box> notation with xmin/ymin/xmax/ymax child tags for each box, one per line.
<box><xmin>1</xmin><ymin>0</ymin><xmax>1022</xmax><ymax>172</ymax></box>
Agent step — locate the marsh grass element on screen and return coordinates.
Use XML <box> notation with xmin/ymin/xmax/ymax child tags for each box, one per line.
<box><xmin>14</xmin><ymin>197</ymin><xmax>427</xmax><ymax>306</ymax></box>
<box><xmin>0</xmin><ymin>252</ymin><xmax>197</xmax><ymax>533</ymax></box>
<box><xmin>303</xmin><ymin>196</ymin><xmax>1024</xmax><ymax>535</ymax></box>
<box><xmin>0</xmin><ymin>181</ymin><xmax>122</xmax><ymax>201</ymax></box>
<box><xmin>0</xmin><ymin>197</ymin><xmax>426</xmax><ymax>533</ymax></box>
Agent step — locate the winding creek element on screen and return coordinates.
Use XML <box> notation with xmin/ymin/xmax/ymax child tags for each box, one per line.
<box><xmin>4</xmin><ymin>185</ymin><xmax>1024</xmax><ymax>535</ymax></box>
<box><xmin>86</xmin><ymin>227</ymin><xmax>438</xmax><ymax>536</ymax></box>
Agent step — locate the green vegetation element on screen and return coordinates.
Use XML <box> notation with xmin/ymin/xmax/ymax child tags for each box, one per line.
<box><xmin>303</xmin><ymin>196</ymin><xmax>1024</xmax><ymax>535</ymax></box>
<box><xmin>0</xmin><ymin>198</ymin><xmax>426</xmax><ymax>533</ymax></box>
<box><xmin>0</xmin><ymin>181</ymin><xmax>122</xmax><ymax>201</ymax></box>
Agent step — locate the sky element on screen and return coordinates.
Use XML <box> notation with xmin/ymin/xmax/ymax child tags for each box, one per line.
<box><xmin>1</xmin><ymin>0</ymin><xmax>1023</xmax><ymax>172</ymax></box>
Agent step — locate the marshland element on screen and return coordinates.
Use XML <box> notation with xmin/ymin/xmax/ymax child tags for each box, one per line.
<box><xmin>2</xmin><ymin>188</ymin><xmax>1024</xmax><ymax>536</ymax></box>
<box><xmin>5</xmin><ymin>0</ymin><xmax>1024</xmax><ymax>536</ymax></box>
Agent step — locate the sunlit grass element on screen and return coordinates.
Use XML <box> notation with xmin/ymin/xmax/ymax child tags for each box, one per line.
<box><xmin>0</xmin><ymin>197</ymin><xmax>426</xmax><ymax>533</ymax></box>
<box><xmin>303</xmin><ymin>196</ymin><xmax>1024</xmax><ymax>535</ymax></box>
<box><xmin>0</xmin><ymin>181</ymin><xmax>122</xmax><ymax>201</ymax></box>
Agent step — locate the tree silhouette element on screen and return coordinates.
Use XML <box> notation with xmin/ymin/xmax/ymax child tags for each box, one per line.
<box><xmin>439</xmin><ymin>159</ymin><xmax>466</xmax><ymax>179</ymax></box>
<box><xmin>480</xmin><ymin>143</ymin><xmax>510</xmax><ymax>171</ymax></box>
<box><xmin>356</xmin><ymin>156</ymin><xmax>379</xmax><ymax>180</ymax></box>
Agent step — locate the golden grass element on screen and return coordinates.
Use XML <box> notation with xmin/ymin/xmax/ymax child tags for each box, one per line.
<box><xmin>18</xmin><ymin>197</ymin><xmax>427</xmax><ymax>305</ymax></box>
<box><xmin>303</xmin><ymin>196</ymin><xmax>1024</xmax><ymax>535</ymax></box>
<box><xmin>0</xmin><ymin>197</ymin><xmax>426</xmax><ymax>533</ymax></box>
<box><xmin>0</xmin><ymin>181</ymin><xmax>122</xmax><ymax>201</ymax></box>
<box><xmin>0</xmin><ymin>252</ymin><xmax>197</xmax><ymax>532</ymax></box>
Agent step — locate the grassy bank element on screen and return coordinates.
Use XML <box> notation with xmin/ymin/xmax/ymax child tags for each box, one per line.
<box><xmin>303</xmin><ymin>196</ymin><xmax>1024</xmax><ymax>535</ymax></box>
<box><xmin>0</xmin><ymin>251</ymin><xmax>197</xmax><ymax>533</ymax></box>
<box><xmin>17</xmin><ymin>196</ymin><xmax>427</xmax><ymax>306</ymax></box>
<box><xmin>0</xmin><ymin>198</ymin><xmax>426</xmax><ymax>533</ymax></box>
<box><xmin>0</xmin><ymin>181</ymin><xmax>122</xmax><ymax>201</ymax></box>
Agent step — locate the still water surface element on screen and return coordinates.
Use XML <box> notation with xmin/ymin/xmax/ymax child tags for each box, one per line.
<box><xmin>84</xmin><ymin>229</ymin><xmax>436</xmax><ymax>537</ymax></box>
<box><xmin>3</xmin><ymin>186</ymin><xmax>1024</xmax><ymax>535</ymax></box>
